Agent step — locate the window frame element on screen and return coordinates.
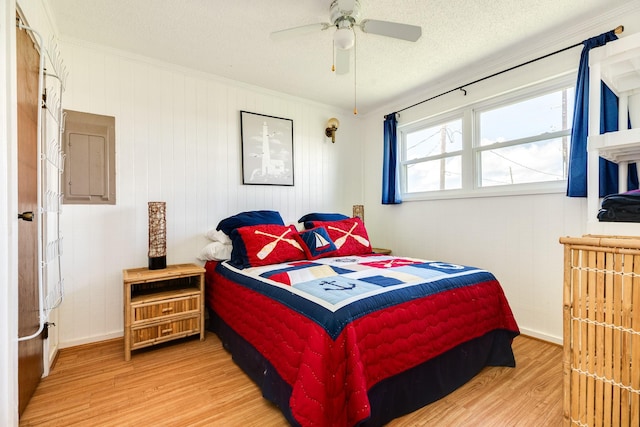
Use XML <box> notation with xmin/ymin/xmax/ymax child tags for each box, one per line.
<box><xmin>399</xmin><ymin>75</ymin><xmax>575</xmax><ymax>201</ymax></box>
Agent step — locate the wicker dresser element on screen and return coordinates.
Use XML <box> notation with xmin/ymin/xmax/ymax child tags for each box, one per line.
<box><xmin>559</xmin><ymin>235</ymin><xmax>640</xmax><ymax>427</ymax></box>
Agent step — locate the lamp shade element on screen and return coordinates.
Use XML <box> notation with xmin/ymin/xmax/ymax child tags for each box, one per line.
<box><xmin>334</xmin><ymin>27</ymin><xmax>355</xmax><ymax>50</ymax></box>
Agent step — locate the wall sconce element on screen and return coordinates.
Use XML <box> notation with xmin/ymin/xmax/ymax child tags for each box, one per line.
<box><xmin>325</xmin><ymin>118</ymin><xmax>340</xmax><ymax>143</ymax></box>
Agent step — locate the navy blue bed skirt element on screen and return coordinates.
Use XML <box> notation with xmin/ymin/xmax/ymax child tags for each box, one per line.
<box><xmin>207</xmin><ymin>309</ymin><xmax>517</xmax><ymax>426</ymax></box>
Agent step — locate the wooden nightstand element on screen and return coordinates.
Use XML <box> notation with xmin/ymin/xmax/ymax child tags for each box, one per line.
<box><xmin>122</xmin><ymin>263</ymin><xmax>205</xmax><ymax>361</ymax></box>
<box><xmin>372</xmin><ymin>247</ymin><xmax>392</xmax><ymax>255</ymax></box>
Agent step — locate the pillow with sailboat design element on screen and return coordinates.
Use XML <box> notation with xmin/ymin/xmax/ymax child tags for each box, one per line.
<box><xmin>229</xmin><ymin>224</ymin><xmax>305</xmax><ymax>268</ymax></box>
<box><xmin>294</xmin><ymin>226</ymin><xmax>338</xmax><ymax>260</ymax></box>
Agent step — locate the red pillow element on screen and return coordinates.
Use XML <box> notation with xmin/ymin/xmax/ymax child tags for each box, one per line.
<box><xmin>230</xmin><ymin>224</ymin><xmax>305</xmax><ymax>268</ymax></box>
<box><xmin>306</xmin><ymin>217</ymin><xmax>372</xmax><ymax>256</ymax></box>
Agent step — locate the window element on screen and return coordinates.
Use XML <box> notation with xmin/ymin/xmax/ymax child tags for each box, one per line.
<box><xmin>404</xmin><ymin>116</ymin><xmax>463</xmax><ymax>192</ymax></box>
<box><xmin>399</xmin><ymin>77</ymin><xmax>575</xmax><ymax>198</ymax></box>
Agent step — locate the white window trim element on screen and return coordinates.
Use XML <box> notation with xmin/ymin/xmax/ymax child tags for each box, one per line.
<box><xmin>399</xmin><ymin>74</ymin><xmax>576</xmax><ymax>201</ymax></box>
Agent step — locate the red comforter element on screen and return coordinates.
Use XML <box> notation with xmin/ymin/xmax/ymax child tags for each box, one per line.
<box><xmin>205</xmin><ymin>257</ymin><xmax>519</xmax><ymax>426</ymax></box>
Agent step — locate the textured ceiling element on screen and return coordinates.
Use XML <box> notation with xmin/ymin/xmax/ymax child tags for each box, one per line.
<box><xmin>46</xmin><ymin>0</ymin><xmax>640</xmax><ymax>115</ymax></box>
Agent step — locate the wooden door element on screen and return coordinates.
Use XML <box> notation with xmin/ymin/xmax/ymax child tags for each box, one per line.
<box><xmin>17</xmin><ymin>19</ymin><xmax>44</xmax><ymax>416</ymax></box>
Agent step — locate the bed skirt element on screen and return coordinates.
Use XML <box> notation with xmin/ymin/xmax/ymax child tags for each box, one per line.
<box><xmin>207</xmin><ymin>308</ymin><xmax>517</xmax><ymax>427</ymax></box>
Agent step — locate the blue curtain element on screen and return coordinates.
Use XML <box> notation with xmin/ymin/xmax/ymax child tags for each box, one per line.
<box><xmin>567</xmin><ymin>30</ymin><xmax>638</xmax><ymax>197</ymax></box>
<box><xmin>382</xmin><ymin>114</ymin><xmax>401</xmax><ymax>204</ymax></box>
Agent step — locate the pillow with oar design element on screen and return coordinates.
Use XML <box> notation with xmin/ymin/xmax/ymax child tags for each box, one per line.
<box><xmin>230</xmin><ymin>224</ymin><xmax>305</xmax><ymax>268</ymax></box>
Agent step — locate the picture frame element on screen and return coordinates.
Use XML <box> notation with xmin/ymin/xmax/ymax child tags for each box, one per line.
<box><xmin>240</xmin><ymin>110</ymin><xmax>294</xmax><ymax>186</ymax></box>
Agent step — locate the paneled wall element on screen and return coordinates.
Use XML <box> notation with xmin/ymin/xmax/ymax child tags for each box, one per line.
<box><xmin>58</xmin><ymin>41</ymin><xmax>362</xmax><ymax>347</ymax></box>
<box><xmin>2</xmin><ymin>2</ymin><xmax>18</xmax><ymax>424</ymax></box>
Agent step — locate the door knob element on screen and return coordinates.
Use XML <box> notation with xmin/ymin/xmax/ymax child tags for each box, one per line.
<box><xmin>18</xmin><ymin>211</ymin><xmax>34</xmax><ymax>221</ymax></box>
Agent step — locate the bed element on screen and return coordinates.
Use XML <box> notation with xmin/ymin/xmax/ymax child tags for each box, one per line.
<box><xmin>202</xmin><ymin>211</ymin><xmax>519</xmax><ymax>426</ymax></box>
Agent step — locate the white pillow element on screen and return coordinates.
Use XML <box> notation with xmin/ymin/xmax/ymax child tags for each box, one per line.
<box><xmin>205</xmin><ymin>228</ymin><xmax>232</xmax><ymax>245</ymax></box>
<box><xmin>198</xmin><ymin>241</ymin><xmax>232</xmax><ymax>261</ymax></box>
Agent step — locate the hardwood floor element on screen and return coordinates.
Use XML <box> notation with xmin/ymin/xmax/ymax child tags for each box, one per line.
<box><xmin>20</xmin><ymin>333</ymin><xmax>562</xmax><ymax>426</ymax></box>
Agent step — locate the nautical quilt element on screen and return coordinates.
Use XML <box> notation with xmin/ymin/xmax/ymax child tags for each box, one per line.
<box><xmin>207</xmin><ymin>254</ymin><xmax>519</xmax><ymax>427</ymax></box>
<box><xmin>219</xmin><ymin>254</ymin><xmax>500</xmax><ymax>338</ymax></box>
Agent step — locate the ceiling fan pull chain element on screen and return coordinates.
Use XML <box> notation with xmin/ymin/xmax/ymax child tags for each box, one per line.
<box><xmin>332</xmin><ymin>43</ymin><xmax>336</xmax><ymax>72</ymax></box>
<box><xmin>353</xmin><ymin>31</ymin><xmax>358</xmax><ymax>115</ymax></box>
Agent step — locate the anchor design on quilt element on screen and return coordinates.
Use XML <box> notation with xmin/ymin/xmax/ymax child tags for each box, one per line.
<box><xmin>319</xmin><ymin>280</ymin><xmax>356</xmax><ymax>291</ymax></box>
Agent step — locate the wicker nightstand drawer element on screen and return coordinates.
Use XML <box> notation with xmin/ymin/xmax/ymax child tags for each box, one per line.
<box><xmin>131</xmin><ymin>315</ymin><xmax>201</xmax><ymax>349</ymax></box>
<box><xmin>131</xmin><ymin>292</ymin><xmax>201</xmax><ymax>324</ymax></box>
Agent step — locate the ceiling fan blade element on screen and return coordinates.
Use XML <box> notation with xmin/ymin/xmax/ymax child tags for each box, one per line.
<box><xmin>360</xmin><ymin>19</ymin><xmax>422</xmax><ymax>42</ymax></box>
<box><xmin>270</xmin><ymin>23</ymin><xmax>331</xmax><ymax>41</ymax></box>
<box><xmin>335</xmin><ymin>48</ymin><xmax>350</xmax><ymax>75</ymax></box>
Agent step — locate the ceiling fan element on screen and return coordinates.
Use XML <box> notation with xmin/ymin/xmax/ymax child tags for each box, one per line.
<box><xmin>270</xmin><ymin>0</ymin><xmax>422</xmax><ymax>75</ymax></box>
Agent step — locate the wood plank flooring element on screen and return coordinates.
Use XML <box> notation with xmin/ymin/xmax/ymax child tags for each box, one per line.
<box><xmin>20</xmin><ymin>333</ymin><xmax>562</xmax><ymax>426</ymax></box>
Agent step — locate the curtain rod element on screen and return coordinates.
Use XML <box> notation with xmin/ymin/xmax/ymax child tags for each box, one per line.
<box><xmin>389</xmin><ymin>25</ymin><xmax>624</xmax><ymax>117</ymax></box>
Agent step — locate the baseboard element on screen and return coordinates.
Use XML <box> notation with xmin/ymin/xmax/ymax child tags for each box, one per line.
<box><xmin>59</xmin><ymin>331</ymin><xmax>123</xmax><ymax>349</ymax></box>
<box><xmin>48</xmin><ymin>342</ymin><xmax>58</xmax><ymax>369</ymax></box>
<box><xmin>47</xmin><ymin>343</ymin><xmax>60</xmax><ymax>372</ymax></box>
<box><xmin>519</xmin><ymin>327</ymin><xmax>562</xmax><ymax>345</ymax></box>
<box><xmin>58</xmin><ymin>329</ymin><xmax>562</xmax><ymax>350</ymax></box>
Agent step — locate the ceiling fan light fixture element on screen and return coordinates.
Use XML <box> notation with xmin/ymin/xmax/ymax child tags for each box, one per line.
<box><xmin>334</xmin><ymin>27</ymin><xmax>355</xmax><ymax>50</ymax></box>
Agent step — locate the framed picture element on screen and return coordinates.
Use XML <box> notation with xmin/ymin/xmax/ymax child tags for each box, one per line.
<box><xmin>240</xmin><ymin>110</ymin><xmax>294</xmax><ymax>186</ymax></box>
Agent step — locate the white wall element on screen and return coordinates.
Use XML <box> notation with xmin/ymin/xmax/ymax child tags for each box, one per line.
<box><xmin>57</xmin><ymin>40</ymin><xmax>362</xmax><ymax>347</ymax></box>
<box><xmin>360</xmin><ymin>6</ymin><xmax>640</xmax><ymax>343</ymax></box>
<box><xmin>1</xmin><ymin>0</ymin><xmax>18</xmax><ymax>423</ymax></box>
